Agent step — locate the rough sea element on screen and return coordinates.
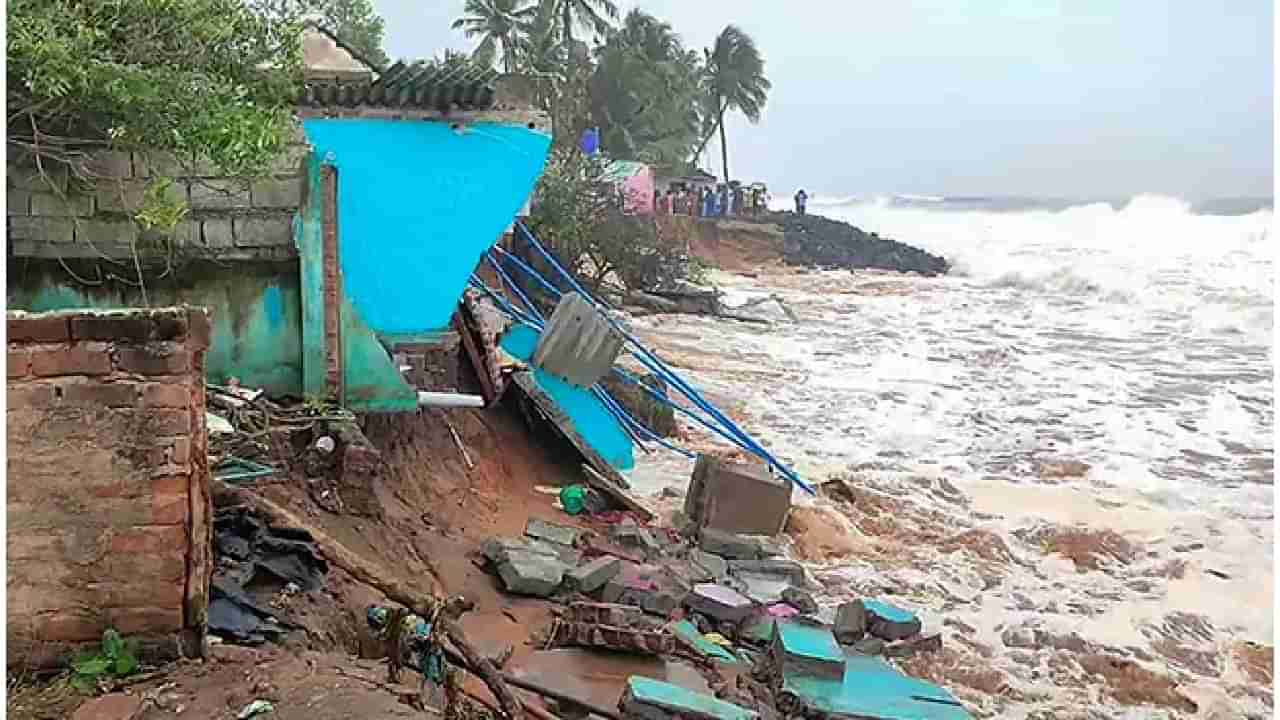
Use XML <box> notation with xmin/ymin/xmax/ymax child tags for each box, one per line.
<box><xmin>624</xmin><ymin>194</ymin><xmax>1274</xmax><ymax>718</ymax></box>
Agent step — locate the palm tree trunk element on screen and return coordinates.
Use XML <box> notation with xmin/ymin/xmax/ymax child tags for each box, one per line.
<box><xmin>562</xmin><ymin>2</ymin><xmax>574</xmax><ymax>70</ymax></box>
<box><xmin>718</xmin><ymin>106</ymin><xmax>729</xmax><ymax>182</ymax></box>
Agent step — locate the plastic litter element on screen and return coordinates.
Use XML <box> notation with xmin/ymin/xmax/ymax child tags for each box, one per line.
<box><xmin>560</xmin><ymin>485</ymin><xmax>588</xmax><ymax>515</ymax></box>
<box><xmin>236</xmin><ymin>699</ymin><xmax>274</xmax><ymax>718</ymax></box>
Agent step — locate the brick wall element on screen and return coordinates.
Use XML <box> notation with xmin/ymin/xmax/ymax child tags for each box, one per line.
<box><xmin>6</xmin><ymin>135</ymin><xmax>308</xmax><ymax>262</ymax></box>
<box><xmin>7</xmin><ymin>307</ymin><xmax>212</xmax><ymax>668</ymax></box>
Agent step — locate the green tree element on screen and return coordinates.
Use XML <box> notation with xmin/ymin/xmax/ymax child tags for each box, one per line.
<box><xmin>8</xmin><ymin>0</ymin><xmax>303</xmax><ymax>183</ymax></box>
<box><xmin>309</xmin><ymin>0</ymin><xmax>388</xmax><ymax>68</ymax></box>
<box><xmin>589</xmin><ymin>10</ymin><xmax>704</xmax><ymax>165</ymax></box>
<box><xmin>451</xmin><ymin>0</ymin><xmax>537</xmax><ymax>73</ymax></box>
<box><xmin>543</xmin><ymin>0</ymin><xmax>618</xmax><ymax>71</ymax></box>
<box><xmin>697</xmin><ymin>25</ymin><xmax>771</xmax><ymax>182</ymax></box>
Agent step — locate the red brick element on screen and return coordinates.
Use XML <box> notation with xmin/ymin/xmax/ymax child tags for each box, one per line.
<box><xmin>171</xmin><ymin>437</ymin><xmax>191</xmax><ymax>464</ymax></box>
<box><xmin>7</xmin><ymin>383</ymin><xmax>56</xmax><ymax>407</ymax></box>
<box><xmin>186</xmin><ymin>309</ymin><xmax>211</xmax><ymax>350</ymax></box>
<box><xmin>8</xmin><ymin>347</ymin><xmax>31</xmax><ymax>378</ymax></box>
<box><xmin>69</xmin><ymin>314</ymin><xmax>154</xmax><ymax>343</ymax></box>
<box><xmin>114</xmin><ymin>345</ymin><xmax>190</xmax><ymax>375</ymax></box>
<box><xmin>61</xmin><ymin>380</ymin><xmax>138</xmax><ymax>407</ymax></box>
<box><xmin>109</xmin><ymin>551</ymin><xmax>186</xmax><ymax>583</ymax></box>
<box><xmin>31</xmin><ymin>344</ymin><xmax>112</xmax><ymax>377</ymax></box>
<box><xmin>150</xmin><ymin>309</ymin><xmax>188</xmax><ymax>342</ymax></box>
<box><xmin>107</xmin><ymin>606</ymin><xmax>183</xmax><ymax>635</ymax></box>
<box><xmin>150</xmin><ymin>409</ymin><xmax>192</xmax><ymax>435</ymax></box>
<box><xmin>88</xmin><ymin>580</ymin><xmax>185</xmax><ymax>608</ymax></box>
<box><xmin>37</xmin><ymin>611</ymin><xmax>105</xmax><ymax>642</ymax></box>
<box><xmin>8</xmin><ymin>315</ymin><xmax>71</xmax><ymax>343</ymax></box>
<box><xmin>110</xmin><ymin>525</ymin><xmax>186</xmax><ymax>554</ymax></box>
<box><xmin>140</xmin><ymin>382</ymin><xmax>190</xmax><ymax>408</ymax></box>
<box><xmin>152</xmin><ymin>475</ymin><xmax>189</xmax><ymax>525</ymax></box>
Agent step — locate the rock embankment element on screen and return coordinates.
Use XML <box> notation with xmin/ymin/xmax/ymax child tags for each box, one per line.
<box><xmin>776</xmin><ymin>212</ymin><xmax>950</xmax><ymax>276</ymax></box>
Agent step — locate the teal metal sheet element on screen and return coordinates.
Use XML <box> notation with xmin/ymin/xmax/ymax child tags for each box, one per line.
<box><xmin>863</xmin><ymin>599</ymin><xmax>917</xmax><ymax>624</ymax></box>
<box><xmin>781</xmin><ymin>651</ymin><xmax>971</xmax><ymax>720</ymax></box>
<box><xmin>776</xmin><ymin>621</ymin><xmax>845</xmax><ymax>666</ymax></box>
<box><xmin>626</xmin><ymin>677</ymin><xmax>757</xmax><ymax>720</ymax></box>
<box><xmin>500</xmin><ymin>323</ymin><xmax>634</xmax><ymax>471</ymax></box>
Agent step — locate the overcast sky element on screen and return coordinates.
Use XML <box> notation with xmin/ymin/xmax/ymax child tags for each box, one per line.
<box><xmin>373</xmin><ymin>1</ymin><xmax>1273</xmax><ymax>201</ymax></box>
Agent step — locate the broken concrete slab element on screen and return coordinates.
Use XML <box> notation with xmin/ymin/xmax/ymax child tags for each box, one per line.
<box><xmin>726</xmin><ymin>559</ymin><xmax>806</xmax><ymax>586</ymax></box>
<box><xmin>620</xmin><ymin>676</ymin><xmax>757</xmax><ymax>720</ymax></box>
<box><xmin>526</xmin><ymin>518</ymin><xmax>582</xmax><ymax>548</ymax></box>
<box><xmin>770</xmin><ymin>620</ymin><xmax>846</xmax><ymax>683</ymax></box>
<box><xmin>601</xmin><ymin>563</ymin><xmax>687</xmax><ymax>617</ymax></box>
<box><xmin>690</xmin><ymin>549</ymin><xmax>729</xmax><ymax>582</ymax></box>
<box><xmin>699</xmin><ymin>528</ymin><xmax>763</xmax><ymax>560</ymax></box>
<box><xmin>565</xmin><ymin>555</ymin><xmax>621</xmax><ymax>594</ymax></box>
<box><xmin>863</xmin><ymin>599</ymin><xmax>922</xmax><ymax>642</ymax></box>
<box><xmin>532</xmin><ymin>292</ymin><xmax>624</xmax><ymax>389</ymax></box>
<box><xmin>684</xmin><ymin>454</ymin><xmax>792</xmax><ymax>536</ymax></box>
<box><xmin>779</xmin><ymin>650</ymin><xmax>971</xmax><ymax>720</ymax></box>
<box><xmin>497</xmin><ymin>551</ymin><xmax>567</xmax><ymax>597</ymax></box>
<box><xmin>613</xmin><ymin>519</ymin><xmax>662</xmax><ymax>555</ymax></box>
<box><xmin>669</xmin><ymin>619</ymin><xmax>740</xmax><ymax>665</ymax></box>
<box><xmin>735</xmin><ymin>573</ymin><xmax>791</xmax><ymax>606</ymax></box>
<box><xmin>833</xmin><ymin>600</ymin><xmax>867</xmax><ymax>644</ymax></box>
<box><xmin>684</xmin><ymin>583</ymin><xmax>754</xmax><ymax>624</ymax></box>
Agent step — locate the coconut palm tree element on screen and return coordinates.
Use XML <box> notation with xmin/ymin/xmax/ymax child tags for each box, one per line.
<box><xmin>541</xmin><ymin>0</ymin><xmax>618</xmax><ymax>68</ymax></box>
<box><xmin>697</xmin><ymin>25</ymin><xmax>771</xmax><ymax>182</ymax></box>
<box><xmin>451</xmin><ymin>0</ymin><xmax>537</xmax><ymax>73</ymax></box>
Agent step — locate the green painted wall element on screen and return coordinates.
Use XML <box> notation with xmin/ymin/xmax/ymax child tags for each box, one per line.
<box><xmin>7</xmin><ymin>257</ymin><xmax>305</xmax><ymax>396</ymax></box>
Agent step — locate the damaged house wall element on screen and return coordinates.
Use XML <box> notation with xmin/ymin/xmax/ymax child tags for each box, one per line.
<box><xmin>7</xmin><ymin>308</ymin><xmax>212</xmax><ymax>668</ymax></box>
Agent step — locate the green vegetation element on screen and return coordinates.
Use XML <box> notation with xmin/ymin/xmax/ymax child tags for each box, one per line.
<box><xmin>307</xmin><ymin>0</ymin><xmax>389</xmax><ymax>68</ymax></box>
<box><xmin>70</xmin><ymin>629</ymin><xmax>139</xmax><ymax>693</ymax></box>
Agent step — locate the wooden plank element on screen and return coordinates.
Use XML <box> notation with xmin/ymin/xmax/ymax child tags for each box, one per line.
<box><xmin>510</xmin><ymin>372</ymin><xmax>652</xmax><ymax>520</ymax></box>
<box><xmin>453</xmin><ymin>304</ymin><xmax>497</xmax><ymax>405</ymax></box>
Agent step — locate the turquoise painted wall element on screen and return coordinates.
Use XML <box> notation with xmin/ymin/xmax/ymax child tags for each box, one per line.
<box><xmin>302</xmin><ymin>119</ymin><xmax>552</xmax><ymax>337</ymax></box>
<box><xmin>7</xmin><ymin>259</ymin><xmax>304</xmax><ymax>395</ymax></box>
<box><xmin>500</xmin><ymin>323</ymin><xmax>635</xmax><ymax>471</ymax></box>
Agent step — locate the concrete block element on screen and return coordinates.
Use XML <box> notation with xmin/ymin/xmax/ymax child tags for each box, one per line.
<box><xmin>863</xmin><ymin>599</ymin><xmax>921</xmax><ymax>641</ymax></box>
<box><xmin>771</xmin><ymin>620</ymin><xmax>845</xmax><ymax>682</ymax></box>
<box><xmin>727</xmin><ymin>559</ymin><xmax>806</xmax><ymax>586</ymax></box>
<box><xmin>8</xmin><ymin>216</ymin><xmax>75</xmax><ymax>244</ymax></box>
<box><xmin>530</xmin><ymin>292</ymin><xmax>624</xmax><ymax>388</ymax></box>
<box><xmin>496</xmin><ymin>551</ymin><xmax>565</xmax><ymax>597</ymax></box>
<box><xmin>233</xmin><ymin>215</ymin><xmax>293</xmax><ymax>247</ymax></box>
<box><xmin>250</xmin><ymin>176</ymin><xmax>302</xmax><ymax>208</ymax></box>
<box><xmin>699</xmin><ymin>528</ymin><xmax>762</xmax><ymax>560</ymax></box>
<box><xmin>87</xmin><ymin>150</ymin><xmax>134</xmax><ymax>178</ymax></box>
<box><xmin>200</xmin><ymin>218</ymin><xmax>234</xmax><ymax>248</ymax></box>
<box><xmin>684</xmin><ymin>583</ymin><xmax>754</xmax><ymax>623</ymax></box>
<box><xmin>133</xmin><ymin>151</ymin><xmax>186</xmax><ymax>178</ymax></box>
<box><xmin>8</xmin><ymin>163</ymin><xmax>68</xmax><ymax>192</ymax></box>
<box><xmin>684</xmin><ymin>454</ymin><xmax>791</xmax><ymax>536</ymax></box>
<box><xmin>613</xmin><ymin>519</ymin><xmax>661</xmax><ymax>554</ymax></box>
<box><xmin>565</xmin><ymin>555</ymin><xmax>620</xmax><ymax>594</ymax></box>
<box><xmin>833</xmin><ymin>600</ymin><xmax>866</xmax><ymax>644</ymax></box>
<box><xmin>525</xmin><ymin>518</ymin><xmax>581</xmax><ymax>547</ymax></box>
<box><xmin>189</xmin><ymin>179</ymin><xmax>250</xmax><ymax>209</ymax></box>
<box><xmin>781</xmin><ymin>587</ymin><xmax>818</xmax><ymax>614</ymax></box>
<box><xmin>269</xmin><ymin>144</ymin><xmax>311</xmax><ymax>174</ymax></box>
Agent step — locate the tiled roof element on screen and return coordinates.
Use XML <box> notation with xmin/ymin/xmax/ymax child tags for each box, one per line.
<box><xmin>299</xmin><ymin>60</ymin><xmax>502</xmax><ymax>111</ymax></box>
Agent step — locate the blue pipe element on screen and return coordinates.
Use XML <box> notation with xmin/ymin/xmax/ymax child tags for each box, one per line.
<box><xmin>493</xmin><ymin>245</ymin><xmax>564</xmax><ymax>299</ymax></box>
<box><xmin>485</xmin><ymin>251</ymin><xmax>545</xmax><ymax>324</ymax></box>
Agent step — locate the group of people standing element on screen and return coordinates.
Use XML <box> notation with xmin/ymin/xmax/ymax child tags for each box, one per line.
<box><xmin>654</xmin><ymin>183</ymin><xmax>769</xmax><ymax>218</ymax></box>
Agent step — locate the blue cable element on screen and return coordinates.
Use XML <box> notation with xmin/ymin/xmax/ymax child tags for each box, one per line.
<box><xmin>485</xmin><ymin>251</ymin><xmax>544</xmax><ymax>324</ymax></box>
<box><xmin>492</xmin><ymin>245</ymin><xmax>564</xmax><ymax>299</ymax></box>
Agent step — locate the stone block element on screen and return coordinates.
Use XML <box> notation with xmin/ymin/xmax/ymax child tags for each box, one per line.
<box><xmin>496</xmin><ymin>551</ymin><xmax>565</xmax><ymax>597</ymax></box>
<box><xmin>233</xmin><ymin>214</ymin><xmax>293</xmax><ymax>247</ymax></box>
<box><xmin>9</xmin><ymin>313</ymin><xmax>72</xmax><ymax>343</ymax></box>
<box><xmin>8</xmin><ymin>216</ymin><xmax>75</xmax><ymax>244</ymax></box>
<box><xmin>133</xmin><ymin>151</ymin><xmax>186</xmax><ymax>178</ymax></box>
<box><xmin>189</xmin><ymin>179</ymin><xmax>250</xmax><ymax>209</ymax></box>
<box><xmin>250</xmin><ymin>176</ymin><xmax>303</xmax><ymax>208</ymax></box>
<box><xmin>565</xmin><ymin>555</ymin><xmax>620</xmax><ymax>594</ymax></box>
<box><xmin>684</xmin><ymin>583</ymin><xmax>754</xmax><ymax>624</ymax></box>
<box><xmin>685</xmin><ymin>454</ymin><xmax>791</xmax><ymax>536</ymax></box>
<box><xmin>31</xmin><ymin>191</ymin><xmax>94</xmax><ymax>217</ymax></box>
<box><xmin>8</xmin><ymin>188</ymin><xmax>31</xmax><ymax>215</ymax></box>
<box><xmin>8</xmin><ymin>349</ymin><xmax>31</xmax><ymax>379</ymax></box>
<box><xmin>699</xmin><ymin>528</ymin><xmax>762</xmax><ymax>560</ymax></box>
<box><xmin>727</xmin><ymin>559</ymin><xmax>806</xmax><ymax>586</ymax></box>
<box><xmin>31</xmin><ymin>344</ymin><xmax>112</xmax><ymax>377</ymax></box>
<box><xmin>833</xmin><ymin>600</ymin><xmax>866</xmax><ymax>644</ymax></box>
<box><xmin>271</xmin><ymin>144</ymin><xmax>311</xmax><ymax>174</ymax></box>
<box><xmin>200</xmin><ymin>218</ymin><xmax>234</xmax><ymax>248</ymax></box>
<box><xmin>771</xmin><ymin>620</ymin><xmax>846</xmax><ymax>682</ymax></box>
<box><xmin>141</xmin><ymin>383</ymin><xmax>191</xmax><ymax>409</ymax></box>
<box><xmin>87</xmin><ymin>151</ymin><xmax>134</xmax><ymax>179</ymax></box>
<box><xmin>781</xmin><ymin>587</ymin><xmax>818</xmax><ymax>614</ymax></box>
<box><xmin>76</xmin><ymin>218</ymin><xmax>138</xmax><ymax>247</ymax></box>
<box><xmin>525</xmin><ymin>518</ymin><xmax>581</xmax><ymax>547</ymax></box>
<box><xmin>114</xmin><ymin>345</ymin><xmax>191</xmax><ymax>375</ymax></box>
<box><xmin>613</xmin><ymin>519</ymin><xmax>661</xmax><ymax>554</ymax></box>
<box><xmin>8</xmin><ymin>163</ymin><xmax>68</xmax><ymax>192</ymax></box>
<box><xmin>61</xmin><ymin>380</ymin><xmax>138</xmax><ymax>408</ymax></box>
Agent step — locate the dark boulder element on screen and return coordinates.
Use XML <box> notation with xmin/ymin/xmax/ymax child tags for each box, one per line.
<box><xmin>774</xmin><ymin>212</ymin><xmax>949</xmax><ymax>276</ymax></box>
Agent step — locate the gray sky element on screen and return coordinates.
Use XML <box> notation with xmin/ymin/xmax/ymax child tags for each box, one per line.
<box><xmin>373</xmin><ymin>1</ymin><xmax>1273</xmax><ymax>200</ymax></box>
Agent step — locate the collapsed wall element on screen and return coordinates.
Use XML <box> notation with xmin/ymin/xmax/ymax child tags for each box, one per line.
<box><xmin>7</xmin><ymin>308</ymin><xmax>212</xmax><ymax>667</ymax></box>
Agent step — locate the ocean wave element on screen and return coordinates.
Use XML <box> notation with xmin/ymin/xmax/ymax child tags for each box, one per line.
<box><xmin>987</xmin><ymin>266</ymin><xmax>1133</xmax><ymax>301</ymax></box>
